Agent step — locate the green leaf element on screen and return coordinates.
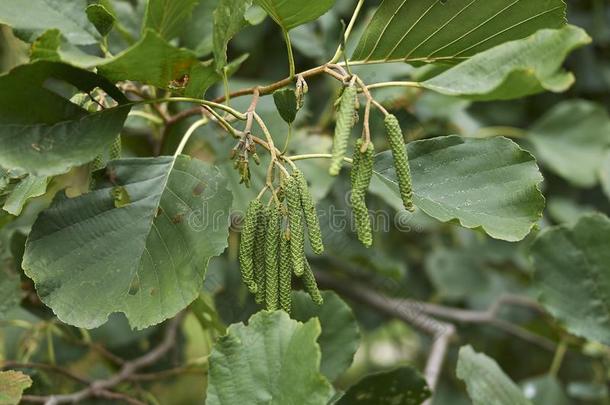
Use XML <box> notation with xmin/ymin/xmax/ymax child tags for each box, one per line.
<box><xmin>29</xmin><ymin>29</ymin><xmax>106</xmax><ymax>68</ymax></box>
<box><xmin>351</xmin><ymin>0</ymin><xmax>566</xmax><ymax>64</ymax></box>
<box><xmin>0</xmin><ymin>271</ymin><xmax>21</xmax><ymax>321</ymax></box>
<box><xmin>254</xmin><ymin>0</ymin><xmax>335</xmax><ymax>31</ymax></box>
<box><xmin>457</xmin><ymin>345</ymin><xmax>532</xmax><ymax>405</ymax></box>
<box><xmin>142</xmin><ymin>0</ymin><xmax>200</xmax><ymax>40</ymax></box>
<box><xmin>528</xmin><ymin>100</ymin><xmax>610</xmax><ymax>188</ymax></box>
<box><xmin>336</xmin><ymin>367</ymin><xmax>431</xmax><ymax>405</ymax></box>
<box><xmin>521</xmin><ymin>375</ymin><xmax>570</xmax><ymax>405</ymax></box>
<box><xmin>3</xmin><ymin>175</ymin><xmax>49</xmax><ymax>216</ymax></box>
<box><xmin>531</xmin><ymin>213</ymin><xmax>610</xmax><ymax>344</ymax></box>
<box><xmin>421</xmin><ymin>26</ymin><xmax>591</xmax><ymax>100</ymax></box>
<box><xmin>371</xmin><ymin>135</ymin><xmax>544</xmax><ymax>242</ymax></box>
<box><xmin>23</xmin><ymin>155</ymin><xmax>232</xmax><ymax>329</ymax></box>
<box><xmin>0</xmin><ymin>371</ymin><xmax>32</xmax><ymax>405</ymax></box>
<box><xmin>0</xmin><ymin>61</ymin><xmax>130</xmax><ymax>176</ymax></box>
<box><xmin>0</xmin><ymin>0</ymin><xmax>100</xmax><ymax>45</ymax></box>
<box><xmin>180</xmin><ymin>0</ymin><xmax>218</xmax><ymax>56</ymax></box>
<box><xmin>86</xmin><ymin>4</ymin><xmax>115</xmax><ymax>37</ymax></box>
<box><xmin>291</xmin><ymin>291</ymin><xmax>360</xmax><ymax>381</ymax></box>
<box><xmin>273</xmin><ymin>88</ymin><xmax>298</xmax><ymax>124</ymax></box>
<box><xmin>97</xmin><ymin>30</ymin><xmax>219</xmax><ymax>98</ymax></box>
<box><xmin>213</xmin><ymin>0</ymin><xmax>253</xmax><ymax>71</ymax></box>
<box><xmin>206</xmin><ymin>311</ymin><xmax>334</xmax><ymax>405</ymax></box>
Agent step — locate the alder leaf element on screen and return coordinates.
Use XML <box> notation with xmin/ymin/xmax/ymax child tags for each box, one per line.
<box><xmin>292</xmin><ymin>291</ymin><xmax>360</xmax><ymax>381</ymax></box>
<box><xmin>97</xmin><ymin>30</ymin><xmax>220</xmax><ymax>98</ymax></box>
<box><xmin>371</xmin><ymin>135</ymin><xmax>544</xmax><ymax>242</ymax></box>
<box><xmin>351</xmin><ymin>0</ymin><xmax>566</xmax><ymax>65</ymax></box>
<box><xmin>2</xmin><ymin>175</ymin><xmax>49</xmax><ymax>216</ymax></box>
<box><xmin>457</xmin><ymin>345</ymin><xmax>532</xmax><ymax>405</ymax></box>
<box><xmin>0</xmin><ymin>61</ymin><xmax>130</xmax><ymax>176</ymax></box>
<box><xmin>254</xmin><ymin>0</ymin><xmax>335</xmax><ymax>32</ymax></box>
<box><xmin>421</xmin><ymin>26</ymin><xmax>591</xmax><ymax>100</ymax></box>
<box><xmin>86</xmin><ymin>4</ymin><xmax>115</xmax><ymax>37</ymax></box>
<box><xmin>0</xmin><ymin>0</ymin><xmax>100</xmax><ymax>45</ymax></box>
<box><xmin>0</xmin><ymin>371</ymin><xmax>32</xmax><ymax>405</ymax></box>
<box><xmin>206</xmin><ymin>311</ymin><xmax>334</xmax><ymax>405</ymax></box>
<box><xmin>531</xmin><ymin>213</ymin><xmax>610</xmax><ymax>345</ymax></box>
<box><xmin>142</xmin><ymin>0</ymin><xmax>200</xmax><ymax>40</ymax></box>
<box><xmin>336</xmin><ymin>367</ymin><xmax>431</xmax><ymax>405</ymax></box>
<box><xmin>527</xmin><ymin>100</ymin><xmax>610</xmax><ymax>188</ymax></box>
<box><xmin>23</xmin><ymin>156</ymin><xmax>232</xmax><ymax>329</ymax></box>
<box><xmin>213</xmin><ymin>0</ymin><xmax>253</xmax><ymax>71</ymax></box>
<box><xmin>273</xmin><ymin>88</ymin><xmax>298</xmax><ymax>124</ymax></box>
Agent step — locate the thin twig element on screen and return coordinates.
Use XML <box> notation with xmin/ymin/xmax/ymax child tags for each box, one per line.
<box><xmin>19</xmin><ymin>314</ymin><xmax>185</xmax><ymax>405</ymax></box>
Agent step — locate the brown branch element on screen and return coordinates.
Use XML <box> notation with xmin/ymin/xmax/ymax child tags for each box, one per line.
<box><xmin>19</xmin><ymin>313</ymin><xmax>185</xmax><ymax>405</ymax></box>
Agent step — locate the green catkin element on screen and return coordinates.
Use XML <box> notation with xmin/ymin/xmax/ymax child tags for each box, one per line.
<box><xmin>302</xmin><ymin>258</ymin><xmax>323</xmax><ymax>305</ymax></box>
<box><xmin>329</xmin><ymin>85</ymin><xmax>358</xmax><ymax>176</ymax></box>
<box><xmin>384</xmin><ymin>114</ymin><xmax>414</xmax><ymax>212</ymax></box>
<box><xmin>286</xmin><ymin>176</ymin><xmax>305</xmax><ymax>276</ymax></box>
<box><xmin>350</xmin><ymin>139</ymin><xmax>374</xmax><ymax>247</ymax></box>
<box><xmin>238</xmin><ymin>200</ymin><xmax>261</xmax><ymax>294</ymax></box>
<box><xmin>91</xmin><ymin>154</ymin><xmax>105</xmax><ymax>172</ymax></box>
<box><xmin>294</xmin><ymin>170</ymin><xmax>324</xmax><ymax>254</ymax></box>
<box><xmin>278</xmin><ymin>233</ymin><xmax>292</xmax><ymax>314</ymax></box>
<box><xmin>253</xmin><ymin>204</ymin><xmax>269</xmax><ymax>304</ymax></box>
<box><xmin>264</xmin><ymin>203</ymin><xmax>281</xmax><ymax>310</ymax></box>
<box><xmin>109</xmin><ymin>135</ymin><xmax>122</xmax><ymax>160</ymax></box>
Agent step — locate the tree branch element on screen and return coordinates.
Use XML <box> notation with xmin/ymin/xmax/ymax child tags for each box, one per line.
<box><xmin>16</xmin><ymin>313</ymin><xmax>185</xmax><ymax>405</ymax></box>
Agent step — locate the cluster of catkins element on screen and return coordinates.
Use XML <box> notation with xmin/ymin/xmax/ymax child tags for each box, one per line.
<box><xmin>330</xmin><ymin>83</ymin><xmax>415</xmax><ymax>247</ymax></box>
<box><xmin>239</xmin><ymin>170</ymin><xmax>324</xmax><ymax>313</ymax></box>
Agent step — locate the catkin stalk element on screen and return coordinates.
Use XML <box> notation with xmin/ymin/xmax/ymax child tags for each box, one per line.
<box><xmin>286</xmin><ymin>176</ymin><xmax>305</xmax><ymax>276</ymax></box>
<box><xmin>350</xmin><ymin>139</ymin><xmax>374</xmax><ymax>247</ymax></box>
<box><xmin>278</xmin><ymin>233</ymin><xmax>292</xmax><ymax>314</ymax></box>
<box><xmin>238</xmin><ymin>200</ymin><xmax>260</xmax><ymax>293</ymax></box>
<box><xmin>329</xmin><ymin>86</ymin><xmax>358</xmax><ymax>176</ymax></box>
<box><xmin>384</xmin><ymin>114</ymin><xmax>414</xmax><ymax>212</ymax></box>
<box><xmin>253</xmin><ymin>204</ymin><xmax>269</xmax><ymax>304</ymax></box>
<box><xmin>294</xmin><ymin>170</ymin><xmax>324</xmax><ymax>254</ymax></box>
<box><xmin>264</xmin><ymin>203</ymin><xmax>281</xmax><ymax>310</ymax></box>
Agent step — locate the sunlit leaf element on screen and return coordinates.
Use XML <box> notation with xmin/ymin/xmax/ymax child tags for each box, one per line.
<box><xmin>421</xmin><ymin>26</ymin><xmax>590</xmax><ymax>100</ymax></box>
<box><xmin>0</xmin><ymin>371</ymin><xmax>32</xmax><ymax>405</ymax></box>
<box><xmin>254</xmin><ymin>0</ymin><xmax>335</xmax><ymax>31</ymax></box>
<box><xmin>142</xmin><ymin>0</ymin><xmax>200</xmax><ymax>40</ymax></box>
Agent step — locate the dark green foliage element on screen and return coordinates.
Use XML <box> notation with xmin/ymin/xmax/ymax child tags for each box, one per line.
<box><xmin>384</xmin><ymin>114</ymin><xmax>414</xmax><ymax>212</ymax></box>
<box><xmin>350</xmin><ymin>139</ymin><xmax>375</xmax><ymax>247</ymax></box>
<box><xmin>330</xmin><ymin>85</ymin><xmax>358</xmax><ymax>176</ymax></box>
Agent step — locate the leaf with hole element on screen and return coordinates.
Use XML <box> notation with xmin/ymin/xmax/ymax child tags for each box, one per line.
<box><xmin>336</xmin><ymin>367</ymin><xmax>431</xmax><ymax>405</ymax></box>
<box><xmin>23</xmin><ymin>155</ymin><xmax>232</xmax><ymax>329</ymax></box>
